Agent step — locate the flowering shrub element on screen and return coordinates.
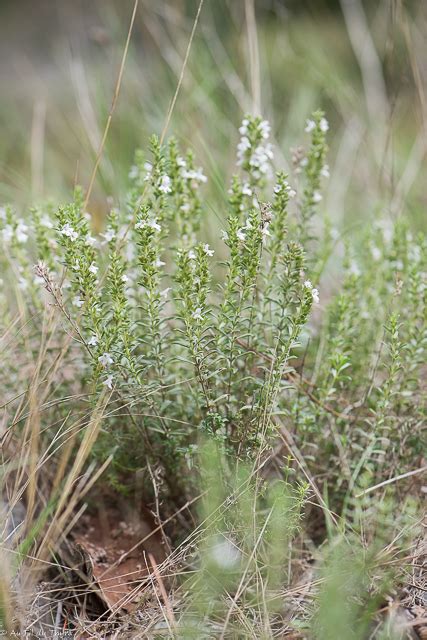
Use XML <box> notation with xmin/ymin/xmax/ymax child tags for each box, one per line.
<box><xmin>0</xmin><ymin>111</ymin><xmax>425</xmax><ymax>507</ymax></box>
<box><xmin>0</xmin><ymin>111</ymin><xmax>425</xmax><ymax>637</ymax></box>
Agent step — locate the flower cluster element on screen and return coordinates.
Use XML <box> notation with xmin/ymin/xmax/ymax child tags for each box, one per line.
<box><xmin>0</xmin><ymin>206</ymin><xmax>29</xmax><ymax>246</ymax></box>
<box><xmin>167</xmin><ymin>139</ymin><xmax>208</xmax><ymax>245</ymax></box>
<box><xmin>128</xmin><ymin>149</ymin><xmax>153</xmax><ymax>190</ymax></box>
<box><xmin>104</xmin><ymin>208</ymin><xmax>137</xmax><ymax>386</ymax></box>
<box><xmin>267</xmin><ymin>172</ymin><xmax>295</xmax><ymax>275</ymax></box>
<box><xmin>304</xmin><ymin>279</ymin><xmax>320</xmax><ymax>304</ymax></box>
<box><xmin>299</xmin><ymin>110</ymin><xmax>329</xmax><ymax>243</ymax></box>
<box><xmin>3</xmin><ymin>110</ymin><xmax>425</xmax><ymax>545</ymax></box>
<box><xmin>146</xmin><ymin>135</ymin><xmax>173</xmax><ymax>223</ymax></box>
<box><xmin>305</xmin><ymin>116</ymin><xmax>329</xmax><ymax>134</ymax></box>
<box><xmin>134</xmin><ymin>203</ymin><xmax>166</xmax><ymax>374</ymax></box>
<box><xmin>59</xmin><ymin>222</ymin><xmax>79</xmax><ymax>242</ymax></box>
<box><xmin>31</xmin><ymin>206</ymin><xmax>57</xmax><ymax>272</ymax></box>
<box><xmin>175</xmin><ymin>243</ymin><xmax>214</xmax><ymax>409</ymax></box>
<box><xmin>159</xmin><ymin>174</ymin><xmax>172</xmax><ymax>194</ymax></box>
<box><xmin>55</xmin><ymin>188</ymin><xmax>111</xmax><ymax>384</ymax></box>
<box><xmin>237</xmin><ymin>116</ymin><xmax>274</xmax><ymax>184</ymax></box>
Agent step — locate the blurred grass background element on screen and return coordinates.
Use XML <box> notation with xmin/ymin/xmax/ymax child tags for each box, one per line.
<box><xmin>0</xmin><ymin>0</ymin><xmax>426</xmax><ymax>234</ymax></box>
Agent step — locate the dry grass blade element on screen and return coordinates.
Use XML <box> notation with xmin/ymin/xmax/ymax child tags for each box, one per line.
<box><xmin>355</xmin><ymin>465</ymin><xmax>427</xmax><ymax>498</ymax></box>
<box><xmin>244</xmin><ymin>0</ymin><xmax>261</xmax><ymax>116</ymax></box>
<box><xmin>34</xmin><ymin>392</ymin><xmax>110</xmax><ymax>568</ymax></box>
<box><xmin>84</xmin><ymin>0</ymin><xmax>139</xmax><ymax>212</ymax></box>
<box><xmin>159</xmin><ymin>0</ymin><xmax>205</xmax><ymax>145</ymax></box>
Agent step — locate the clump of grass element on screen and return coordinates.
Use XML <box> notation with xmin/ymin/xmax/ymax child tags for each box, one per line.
<box><xmin>0</xmin><ymin>112</ymin><xmax>425</xmax><ymax>637</ymax></box>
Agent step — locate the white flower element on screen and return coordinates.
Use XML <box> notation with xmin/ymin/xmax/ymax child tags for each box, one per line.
<box><xmin>305</xmin><ymin>119</ymin><xmax>316</xmax><ymax>133</ymax></box>
<box><xmin>72</xmin><ymin>259</ymin><xmax>80</xmax><ymax>271</ymax></box>
<box><xmin>88</xmin><ymin>335</ymin><xmax>98</xmax><ymax>346</ymax></box>
<box><xmin>242</xmin><ymin>182</ymin><xmax>252</xmax><ymax>196</ymax></box>
<box><xmin>180</xmin><ymin>202</ymin><xmax>191</xmax><ymax>213</ymax></box>
<box><xmin>248</xmin><ymin>142</ymin><xmax>273</xmax><ymax>174</ymax></box>
<box><xmin>313</xmin><ymin>191</ymin><xmax>323</xmax><ymax>203</ymax></box>
<box><xmin>236</xmin><ymin>229</ymin><xmax>246</xmax><ymax>242</ymax></box>
<box><xmin>288</xmin><ymin>188</ymin><xmax>296</xmax><ymax>198</ymax></box>
<box><xmin>239</xmin><ymin>118</ymin><xmax>249</xmax><ymax>135</ymax></box>
<box><xmin>192</xmin><ymin>307</ymin><xmax>203</xmax><ymax>321</ymax></box>
<box><xmin>60</xmin><ymin>223</ymin><xmax>78</xmax><ymax>242</ymax></box>
<box><xmin>155</xmin><ymin>258</ymin><xmax>166</xmax><ymax>268</ymax></box>
<box><xmin>237</xmin><ymin>136</ymin><xmax>251</xmax><ymax>165</ymax></box>
<box><xmin>160</xmin><ymin>287</ymin><xmax>171</xmax><ymax>298</ymax></box>
<box><xmin>259</xmin><ymin>119</ymin><xmax>271</xmax><ymax>139</ymax></box>
<box><xmin>311</xmin><ymin>288</ymin><xmax>320</xmax><ymax>304</ymax></box>
<box><xmin>86</xmin><ymin>234</ymin><xmax>97</xmax><ymax>247</ymax></box>
<box><xmin>159</xmin><ymin>174</ymin><xmax>172</xmax><ymax>194</ymax></box>
<box><xmin>194</xmin><ymin>167</ymin><xmax>207</xmax><ymax>183</ymax></box>
<box><xmin>321</xmin><ymin>164</ymin><xmax>330</xmax><ymax>178</ymax></box>
<box><xmin>182</xmin><ymin>168</ymin><xmax>207</xmax><ymax>184</ymax></box>
<box><xmin>221</xmin><ymin>229</ymin><xmax>229</xmax><ymax>242</ymax></box>
<box><xmin>136</xmin><ymin>218</ymin><xmax>160</xmax><ymax>232</ymax></box>
<box><xmin>102</xmin><ymin>375</ymin><xmax>114</xmax><ymax>390</ymax></box>
<box><xmin>319</xmin><ymin>117</ymin><xmax>329</xmax><ymax>133</ymax></box>
<box><xmin>262</xmin><ymin>143</ymin><xmax>273</xmax><ymax>160</ymax></box>
<box><xmin>101</xmin><ymin>228</ymin><xmax>115</xmax><ymax>244</ymax></box>
<box><xmin>98</xmin><ymin>352</ymin><xmax>113</xmax><ymax>367</ymax></box>
<box><xmin>188</xmin><ymin>250</ymin><xmax>196</xmax><ymax>260</ymax></box>
<box><xmin>148</xmin><ymin>219</ymin><xmax>161</xmax><ymax>232</ymax></box>
<box><xmin>89</xmin><ymin>262</ymin><xmax>98</xmax><ymax>275</ymax></box>
<box><xmin>305</xmin><ymin>281</ymin><xmax>319</xmax><ymax>303</ymax></box>
<box><xmin>176</xmin><ymin>156</ymin><xmax>186</xmax><ymax>168</ymax></box>
<box><xmin>121</xmin><ymin>274</ymin><xmax>129</xmax><ymax>283</ymax></box>
<box><xmin>139</xmin><ymin>161</ymin><xmax>153</xmax><ymax>181</ymax></box>
<box><xmin>2</xmin><ymin>225</ymin><xmax>14</xmax><ymax>243</ymax></box>
<box><xmin>73</xmin><ymin>297</ymin><xmax>84</xmax><ymax>308</ymax></box>
<box><xmin>203</xmin><ymin>243</ymin><xmax>214</xmax><ymax>257</ymax></box>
